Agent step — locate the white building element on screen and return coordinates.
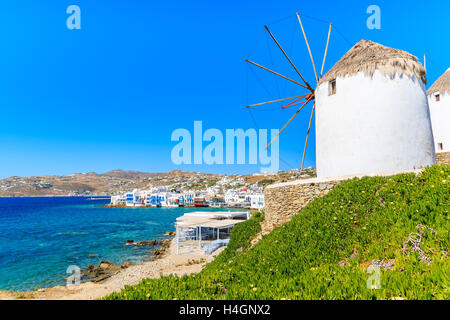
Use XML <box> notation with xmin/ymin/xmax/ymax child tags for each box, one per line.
<box><xmin>315</xmin><ymin>40</ymin><xmax>435</xmax><ymax>178</ymax></box>
<box><xmin>175</xmin><ymin>211</ymin><xmax>251</xmax><ymax>254</ymax></box>
<box><xmin>167</xmin><ymin>195</ymin><xmax>180</xmax><ymax>207</ymax></box>
<box><xmin>427</xmin><ymin>68</ymin><xmax>450</xmax><ymax>153</ymax></box>
<box><xmin>110</xmin><ymin>194</ymin><xmax>125</xmax><ymax>205</ymax></box>
<box><xmin>224</xmin><ymin>188</ymin><xmax>251</xmax><ymax>207</ymax></box>
<box><xmin>125</xmin><ymin>189</ymin><xmax>142</xmax><ymax>207</ymax></box>
<box><xmin>250</xmin><ymin>194</ymin><xmax>264</xmax><ymax>210</ymax></box>
<box><xmin>224</xmin><ymin>190</ymin><xmax>239</xmax><ymax>203</ymax></box>
<box><xmin>179</xmin><ymin>192</ymin><xmax>195</xmax><ymax>206</ymax></box>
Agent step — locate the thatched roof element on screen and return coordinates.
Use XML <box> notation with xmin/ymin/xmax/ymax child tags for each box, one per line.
<box><xmin>427</xmin><ymin>68</ymin><xmax>450</xmax><ymax>95</ymax></box>
<box><xmin>318</xmin><ymin>40</ymin><xmax>426</xmax><ymax>86</ymax></box>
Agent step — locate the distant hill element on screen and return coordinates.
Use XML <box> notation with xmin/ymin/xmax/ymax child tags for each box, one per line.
<box><xmin>100</xmin><ymin>169</ymin><xmax>162</xmax><ymax>179</ymax></box>
<box><xmin>0</xmin><ymin>168</ymin><xmax>315</xmax><ymax>197</ymax></box>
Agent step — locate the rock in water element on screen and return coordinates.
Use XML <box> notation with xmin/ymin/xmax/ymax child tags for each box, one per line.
<box><xmin>91</xmin><ymin>274</ymin><xmax>111</xmax><ymax>283</ymax></box>
<box><xmin>134</xmin><ymin>240</ymin><xmax>157</xmax><ymax>246</ymax></box>
<box><xmin>98</xmin><ymin>260</ymin><xmax>119</xmax><ymax>271</ymax></box>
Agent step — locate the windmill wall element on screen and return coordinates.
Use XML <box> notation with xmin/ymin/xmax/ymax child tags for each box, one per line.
<box><xmin>314</xmin><ymin>71</ymin><xmax>436</xmax><ymax>179</ymax></box>
<box><xmin>262</xmin><ymin>178</ymin><xmax>338</xmax><ymax>234</ymax></box>
<box><xmin>428</xmin><ymin>92</ymin><xmax>450</xmax><ymax>154</ymax></box>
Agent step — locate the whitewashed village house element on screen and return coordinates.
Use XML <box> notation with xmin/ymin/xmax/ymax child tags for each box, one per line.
<box><xmin>315</xmin><ymin>40</ymin><xmax>436</xmax><ymax>178</ymax></box>
<box><xmin>427</xmin><ymin>68</ymin><xmax>450</xmax><ymax>154</ymax></box>
<box><xmin>250</xmin><ymin>194</ymin><xmax>265</xmax><ymax>210</ymax></box>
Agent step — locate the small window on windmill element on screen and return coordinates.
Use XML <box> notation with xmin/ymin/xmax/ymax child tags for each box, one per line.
<box><xmin>435</xmin><ymin>92</ymin><xmax>440</xmax><ymax>102</ymax></box>
<box><xmin>329</xmin><ymin>79</ymin><xmax>336</xmax><ymax>96</ymax></box>
<box><xmin>438</xmin><ymin>143</ymin><xmax>443</xmax><ymax>151</ymax></box>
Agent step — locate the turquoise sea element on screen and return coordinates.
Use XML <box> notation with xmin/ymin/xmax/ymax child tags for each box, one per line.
<box><xmin>0</xmin><ymin>197</ymin><xmax>234</xmax><ymax>291</ymax></box>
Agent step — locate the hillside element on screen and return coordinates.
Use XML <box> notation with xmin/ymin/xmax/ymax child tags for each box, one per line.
<box><xmin>105</xmin><ymin>165</ymin><xmax>449</xmax><ymax>300</ymax></box>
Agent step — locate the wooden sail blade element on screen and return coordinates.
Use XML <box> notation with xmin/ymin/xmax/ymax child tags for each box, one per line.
<box><xmin>301</xmin><ymin>102</ymin><xmax>316</xmax><ymax>170</ymax></box>
<box><xmin>264</xmin><ymin>25</ymin><xmax>314</xmax><ymax>92</ymax></box>
<box><xmin>281</xmin><ymin>99</ymin><xmax>309</xmax><ymax>109</ymax></box>
<box><xmin>296</xmin><ymin>13</ymin><xmax>319</xmax><ymax>83</ymax></box>
<box><xmin>282</xmin><ymin>93</ymin><xmax>314</xmax><ymax>109</ymax></box>
<box><xmin>245</xmin><ymin>59</ymin><xmax>309</xmax><ymax>89</ymax></box>
<box><xmin>280</xmin><ymin>97</ymin><xmax>303</xmax><ymax>109</ymax></box>
<box><xmin>265</xmin><ymin>96</ymin><xmax>313</xmax><ymax>150</ymax></box>
<box><xmin>246</xmin><ymin>94</ymin><xmax>308</xmax><ymax>108</ymax></box>
<box><xmin>320</xmin><ymin>23</ymin><xmax>332</xmax><ymax>79</ymax></box>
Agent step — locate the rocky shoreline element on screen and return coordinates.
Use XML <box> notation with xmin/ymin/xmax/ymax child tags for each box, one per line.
<box><xmin>0</xmin><ymin>236</ymin><xmax>218</xmax><ymax>300</ymax></box>
<box><xmin>82</xmin><ymin>235</ymin><xmax>174</xmax><ymax>283</ymax></box>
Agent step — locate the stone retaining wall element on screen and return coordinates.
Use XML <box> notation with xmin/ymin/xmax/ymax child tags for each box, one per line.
<box><xmin>262</xmin><ymin>179</ymin><xmax>339</xmax><ymax>234</ymax></box>
<box><xmin>436</xmin><ymin>152</ymin><xmax>450</xmax><ymax>165</ymax></box>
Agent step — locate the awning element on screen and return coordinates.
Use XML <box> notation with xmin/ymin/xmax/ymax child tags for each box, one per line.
<box><xmin>197</xmin><ymin>219</ymin><xmax>245</xmax><ymax>229</ymax></box>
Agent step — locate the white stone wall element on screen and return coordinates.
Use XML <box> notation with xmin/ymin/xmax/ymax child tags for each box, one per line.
<box><xmin>428</xmin><ymin>92</ymin><xmax>450</xmax><ymax>153</ymax></box>
<box><xmin>315</xmin><ymin>71</ymin><xmax>436</xmax><ymax>179</ymax></box>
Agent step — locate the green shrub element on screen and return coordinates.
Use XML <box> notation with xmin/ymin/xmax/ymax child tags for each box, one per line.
<box><xmin>258</xmin><ymin>179</ymin><xmax>277</xmax><ymax>186</ymax></box>
<box><xmin>104</xmin><ymin>165</ymin><xmax>449</xmax><ymax>300</ymax></box>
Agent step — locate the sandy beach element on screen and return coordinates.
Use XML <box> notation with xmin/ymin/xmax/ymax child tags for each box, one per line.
<box><xmin>0</xmin><ymin>239</ymin><xmax>221</xmax><ymax>300</ymax></box>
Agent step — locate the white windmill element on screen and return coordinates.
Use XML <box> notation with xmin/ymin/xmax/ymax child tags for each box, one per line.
<box><xmin>246</xmin><ymin>13</ymin><xmax>435</xmax><ymax>178</ymax></box>
<box><xmin>427</xmin><ymin>68</ymin><xmax>450</xmax><ymax>154</ymax></box>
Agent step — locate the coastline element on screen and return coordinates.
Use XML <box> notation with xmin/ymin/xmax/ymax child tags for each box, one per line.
<box><xmin>0</xmin><ymin>238</ymin><xmax>220</xmax><ymax>300</ymax></box>
<box><xmin>0</xmin><ymin>203</ymin><xmax>239</xmax><ymax>299</ymax></box>
<box><xmin>0</xmin><ymin>195</ymin><xmax>111</xmax><ymax>198</ymax></box>
<box><xmin>103</xmin><ymin>204</ymin><xmax>250</xmax><ymax>210</ymax></box>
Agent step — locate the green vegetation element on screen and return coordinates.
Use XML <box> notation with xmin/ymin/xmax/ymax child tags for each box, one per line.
<box><xmin>105</xmin><ymin>165</ymin><xmax>449</xmax><ymax>300</ymax></box>
<box><xmin>257</xmin><ymin>179</ymin><xmax>277</xmax><ymax>187</ymax></box>
<box><xmin>207</xmin><ymin>179</ymin><xmax>219</xmax><ymax>187</ymax></box>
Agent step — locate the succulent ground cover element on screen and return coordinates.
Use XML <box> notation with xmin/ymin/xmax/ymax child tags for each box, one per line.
<box><xmin>105</xmin><ymin>165</ymin><xmax>449</xmax><ymax>300</ymax></box>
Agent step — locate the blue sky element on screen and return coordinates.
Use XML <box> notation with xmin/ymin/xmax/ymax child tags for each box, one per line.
<box><xmin>0</xmin><ymin>0</ymin><xmax>448</xmax><ymax>178</ymax></box>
